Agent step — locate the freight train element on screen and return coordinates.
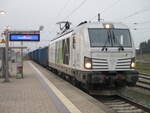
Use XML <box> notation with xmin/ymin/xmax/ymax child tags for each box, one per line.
<box><xmin>29</xmin><ymin>21</ymin><xmax>139</xmax><ymax>95</ymax></box>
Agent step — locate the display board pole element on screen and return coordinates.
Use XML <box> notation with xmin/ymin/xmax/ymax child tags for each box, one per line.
<box><xmin>4</xmin><ymin>29</ymin><xmax>10</xmax><ymax>82</ymax></box>
<box><xmin>21</xmin><ymin>41</ymin><xmax>23</xmax><ymax>78</ymax></box>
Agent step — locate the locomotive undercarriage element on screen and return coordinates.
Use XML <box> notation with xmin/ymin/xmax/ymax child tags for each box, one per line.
<box><xmin>48</xmin><ymin>63</ymin><xmax>138</xmax><ymax>95</ymax></box>
<box><xmin>75</xmin><ymin>71</ymin><xmax>138</xmax><ymax>95</ymax></box>
<box><xmin>79</xmin><ymin>71</ymin><xmax>139</xmax><ymax>88</ymax></box>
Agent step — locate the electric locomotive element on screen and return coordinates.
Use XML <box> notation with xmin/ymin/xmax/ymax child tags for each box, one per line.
<box><xmin>47</xmin><ymin>21</ymin><xmax>138</xmax><ymax>95</ymax></box>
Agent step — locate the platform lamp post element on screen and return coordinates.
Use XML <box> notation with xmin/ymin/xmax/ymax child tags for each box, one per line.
<box><xmin>4</xmin><ymin>26</ymin><xmax>11</xmax><ymax>82</ymax></box>
<box><xmin>20</xmin><ymin>41</ymin><xmax>23</xmax><ymax>78</ymax></box>
<box><xmin>0</xmin><ymin>10</ymin><xmax>10</xmax><ymax>82</ymax></box>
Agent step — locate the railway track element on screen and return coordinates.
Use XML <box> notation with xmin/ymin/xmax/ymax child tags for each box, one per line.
<box><xmin>136</xmin><ymin>73</ymin><xmax>150</xmax><ymax>90</ymax></box>
<box><xmin>96</xmin><ymin>95</ymin><xmax>150</xmax><ymax>113</ymax></box>
<box><xmin>48</xmin><ymin>66</ymin><xmax>150</xmax><ymax>112</ymax></box>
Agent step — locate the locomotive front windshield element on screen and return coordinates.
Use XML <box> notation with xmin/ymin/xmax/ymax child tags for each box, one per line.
<box><xmin>88</xmin><ymin>28</ymin><xmax>132</xmax><ymax>47</ymax></box>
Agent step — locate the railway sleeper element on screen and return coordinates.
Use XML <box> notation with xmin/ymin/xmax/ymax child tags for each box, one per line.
<box><xmin>104</xmin><ymin>101</ymin><xmax>126</xmax><ymax>105</ymax></box>
<box><xmin>138</xmin><ymin>79</ymin><xmax>150</xmax><ymax>85</ymax></box>
<box><xmin>136</xmin><ymin>82</ymin><xmax>150</xmax><ymax>89</ymax></box>
<box><xmin>111</xmin><ymin>106</ymin><xmax>137</xmax><ymax>110</ymax></box>
<box><xmin>116</xmin><ymin>109</ymin><xmax>143</xmax><ymax>113</ymax></box>
<box><xmin>107</xmin><ymin>103</ymin><xmax>130</xmax><ymax>107</ymax></box>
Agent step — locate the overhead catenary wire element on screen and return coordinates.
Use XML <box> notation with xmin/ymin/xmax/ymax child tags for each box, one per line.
<box><xmin>63</xmin><ymin>0</ymin><xmax>88</xmax><ymax>20</ymax></box>
<box><xmin>124</xmin><ymin>21</ymin><xmax>150</xmax><ymax>25</ymax></box>
<box><xmin>118</xmin><ymin>8</ymin><xmax>150</xmax><ymax>21</ymax></box>
<box><xmin>49</xmin><ymin>0</ymin><xmax>87</xmax><ymax>34</ymax></box>
<box><xmin>132</xmin><ymin>21</ymin><xmax>150</xmax><ymax>25</ymax></box>
<box><xmin>90</xmin><ymin>0</ymin><xmax>122</xmax><ymax>21</ymax></box>
<box><xmin>139</xmin><ymin>20</ymin><xmax>150</xmax><ymax>25</ymax></box>
<box><xmin>124</xmin><ymin>21</ymin><xmax>150</xmax><ymax>29</ymax></box>
<box><xmin>131</xmin><ymin>28</ymin><xmax>150</xmax><ymax>30</ymax></box>
<box><xmin>101</xmin><ymin>0</ymin><xmax>121</xmax><ymax>14</ymax></box>
<box><xmin>48</xmin><ymin>0</ymin><xmax>71</xmax><ymax>33</ymax></box>
<box><xmin>54</xmin><ymin>0</ymin><xmax>71</xmax><ymax>21</ymax></box>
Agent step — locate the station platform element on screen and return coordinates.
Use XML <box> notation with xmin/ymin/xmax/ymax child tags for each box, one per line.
<box><xmin>0</xmin><ymin>61</ymin><xmax>113</xmax><ymax>113</ymax></box>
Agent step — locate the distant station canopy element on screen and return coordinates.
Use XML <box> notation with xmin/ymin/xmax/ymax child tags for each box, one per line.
<box><xmin>9</xmin><ymin>31</ymin><xmax>40</xmax><ymax>41</ymax></box>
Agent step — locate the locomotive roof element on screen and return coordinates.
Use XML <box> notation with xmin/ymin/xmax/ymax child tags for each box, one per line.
<box><xmin>50</xmin><ymin>21</ymin><xmax>129</xmax><ymax>42</ymax></box>
<box><xmin>77</xmin><ymin>21</ymin><xmax>129</xmax><ymax>29</ymax></box>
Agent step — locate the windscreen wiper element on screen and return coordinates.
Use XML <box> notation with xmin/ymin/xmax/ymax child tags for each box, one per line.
<box><xmin>112</xmin><ymin>31</ymin><xmax>124</xmax><ymax>51</ymax></box>
<box><xmin>101</xmin><ymin>30</ymin><xmax>111</xmax><ymax>51</ymax></box>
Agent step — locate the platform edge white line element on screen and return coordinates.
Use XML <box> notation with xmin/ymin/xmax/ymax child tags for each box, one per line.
<box><xmin>29</xmin><ymin>62</ymin><xmax>82</xmax><ymax>113</ymax></box>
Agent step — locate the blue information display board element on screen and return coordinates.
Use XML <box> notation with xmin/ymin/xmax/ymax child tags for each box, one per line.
<box><xmin>9</xmin><ymin>34</ymin><xmax>40</xmax><ymax>41</ymax></box>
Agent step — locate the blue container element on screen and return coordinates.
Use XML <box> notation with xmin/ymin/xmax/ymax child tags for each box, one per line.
<box><xmin>29</xmin><ymin>52</ymin><xmax>33</xmax><ymax>60</ymax></box>
<box><xmin>38</xmin><ymin>47</ymin><xmax>48</xmax><ymax>67</ymax></box>
<box><xmin>35</xmin><ymin>49</ymin><xmax>39</xmax><ymax>63</ymax></box>
<box><xmin>28</xmin><ymin>47</ymin><xmax>48</xmax><ymax>67</ymax></box>
<box><xmin>32</xmin><ymin>50</ymin><xmax>35</xmax><ymax>61</ymax></box>
<box><xmin>33</xmin><ymin>50</ymin><xmax>37</xmax><ymax>62</ymax></box>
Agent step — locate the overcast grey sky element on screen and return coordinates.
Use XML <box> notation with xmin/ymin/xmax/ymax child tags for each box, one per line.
<box><xmin>0</xmin><ymin>0</ymin><xmax>150</xmax><ymax>50</ymax></box>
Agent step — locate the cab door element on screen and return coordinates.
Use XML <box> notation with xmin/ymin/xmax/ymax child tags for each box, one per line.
<box><xmin>71</xmin><ymin>34</ymin><xmax>76</xmax><ymax>68</ymax></box>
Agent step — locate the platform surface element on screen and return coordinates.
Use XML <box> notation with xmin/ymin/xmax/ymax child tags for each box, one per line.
<box><xmin>0</xmin><ymin>61</ymin><xmax>113</xmax><ymax>113</ymax></box>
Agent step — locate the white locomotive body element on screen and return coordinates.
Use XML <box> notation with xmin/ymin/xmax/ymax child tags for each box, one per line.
<box><xmin>48</xmin><ymin>22</ymin><xmax>138</xmax><ymax>93</ymax></box>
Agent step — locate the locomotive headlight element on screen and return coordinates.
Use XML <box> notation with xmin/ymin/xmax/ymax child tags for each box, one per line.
<box><xmin>85</xmin><ymin>62</ymin><xmax>92</xmax><ymax>69</ymax></box>
<box><xmin>105</xmin><ymin>24</ymin><xmax>111</xmax><ymax>29</ymax></box>
<box><xmin>131</xmin><ymin>62</ymin><xmax>136</xmax><ymax>68</ymax></box>
<box><xmin>131</xmin><ymin>57</ymin><xmax>136</xmax><ymax>68</ymax></box>
<box><xmin>103</xmin><ymin>23</ymin><xmax>113</xmax><ymax>29</ymax></box>
<box><xmin>84</xmin><ymin>57</ymin><xmax>92</xmax><ymax>69</ymax></box>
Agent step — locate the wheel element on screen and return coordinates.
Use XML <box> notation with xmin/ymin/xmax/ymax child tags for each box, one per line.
<box><xmin>71</xmin><ymin>77</ymin><xmax>77</xmax><ymax>86</ymax></box>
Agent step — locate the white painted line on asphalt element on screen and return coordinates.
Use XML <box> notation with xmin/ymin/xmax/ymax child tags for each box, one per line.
<box><xmin>29</xmin><ymin>62</ymin><xmax>82</xmax><ymax>113</ymax></box>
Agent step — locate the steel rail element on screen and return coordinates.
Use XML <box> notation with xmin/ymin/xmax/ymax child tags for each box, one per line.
<box><xmin>136</xmin><ymin>73</ymin><xmax>150</xmax><ymax>90</ymax></box>
<box><xmin>96</xmin><ymin>95</ymin><xmax>150</xmax><ymax>113</ymax></box>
